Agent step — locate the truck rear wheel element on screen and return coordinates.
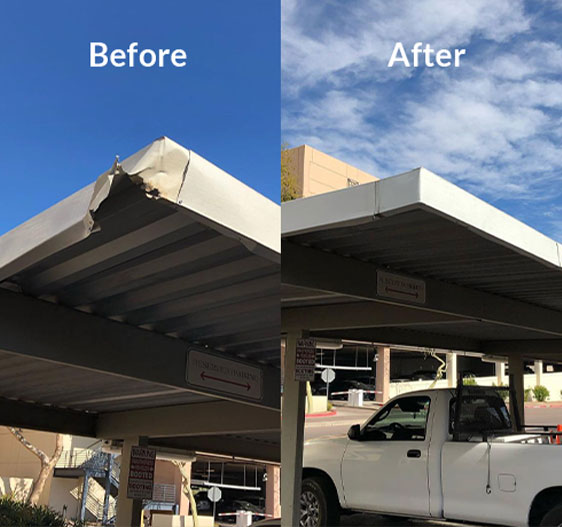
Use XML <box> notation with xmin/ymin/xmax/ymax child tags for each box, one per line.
<box><xmin>541</xmin><ymin>504</ymin><xmax>562</xmax><ymax>526</ymax></box>
<box><xmin>300</xmin><ymin>476</ymin><xmax>340</xmax><ymax>527</ymax></box>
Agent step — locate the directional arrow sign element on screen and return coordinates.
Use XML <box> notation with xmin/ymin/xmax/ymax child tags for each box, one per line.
<box><xmin>377</xmin><ymin>270</ymin><xmax>426</xmax><ymax>305</ymax></box>
<box><xmin>187</xmin><ymin>349</ymin><xmax>263</xmax><ymax>400</ymax></box>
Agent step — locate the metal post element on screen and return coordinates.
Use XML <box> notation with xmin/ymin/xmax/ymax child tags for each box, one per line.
<box><xmin>446</xmin><ymin>353</ymin><xmax>457</xmax><ymax>388</ymax></box>
<box><xmin>535</xmin><ymin>360</ymin><xmax>543</xmax><ymax>387</ymax></box>
<box><xmin>79</xmin><ymin>472</ymin><xmax>90</xmax><ymax>522</ymax></box>
<box><xmin>495</xmin><ymin>361</ymin><xmax>506</xmax><ymax>386</ymax></box>
<box><xmin>281</xmin><ymin>331</ymin><xmax>307</xmax><ymax>527</ymax></box>
<box><xmin>508</xmin><ymin>355</ymin><xmax>525</xmax><ymax>429</ymax></box>
<box><xmin>102</xmin><ymin>455</ymin><xmax>113</xmax><ymax>525</ymax></box>
<box><xmin>375</xmin><ymin>346</ymin><xmax>390</xmax><ymax>403</ymax></box>
<box><xmin>453</xmin><ymin>370</ymin><xmax>464</xmax><ymax>441</ymax></box>
<box><xmin>115</xmin><ymin>436</ymin><xmax>147</xmax><ymax>527</ymax></box>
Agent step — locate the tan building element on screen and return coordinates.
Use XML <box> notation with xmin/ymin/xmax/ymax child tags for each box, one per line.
<box><xmin>0</xmin><ymin>428</ymin><xmax>278</xmax><ymax>525</ymax></box>
<box><xmin>0</xmin><ymin>428</ymin><xmax>119</xmax><ymax>522</ymax></box>
<box><xmin>284</xmin><ymin>144</ymin><xmax>377</xmax><ymax>198</ymax></box>
<box><xmin>0</xmin><ymin>427</ymin><xmax>58</xmax><ymax>504</ymax></box>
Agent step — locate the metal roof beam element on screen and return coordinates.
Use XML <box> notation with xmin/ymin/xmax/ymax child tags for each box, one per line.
<box><xmin>0</xmin><ymin>397</ymin><xmax>97</xmax><ymax>436</ymax></box>
<box><xmin>96</xmin><ymin>401</ymin><xmax>279</xmax><ymax>439</ymax></box>
<box><xmin>150</xmin><ymin>435</ymin><xmax>279</xmax><ymax>463</ymax></box>
<box><xmin>282</xmin><ymin>241</ymin><xmax>562</xmax><ymax>338</ymax></box>
<box><xmin>0</xmin><ymin>288</ymin><xmax>280</xmax><ymax>409</ymax></box>
<box><xmin>282</xmin><ymin>301</ymin><xmax>468</xmax><ymax>331</ymax></box>
<box><xmin>483</xmin><ymin>340</ymin><xmax>562</xmax><ymax>358</ymax></box>
<box><xmin>312</xmin><ymin>327</ymin><xmax>481</xmax><ymax>352</ymax></box>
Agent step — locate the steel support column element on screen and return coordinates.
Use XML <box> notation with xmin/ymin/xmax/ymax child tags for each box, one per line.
<box><xmin>79</xmin><ymin>472</ymin><xmax>90</xmax><ymax>523</ymax></box>
<box><xmin>265</xmin><ymin>464</ymin><xmax>281</xmax><ymax>519</ymax></box>
<box><xmin>281</xmin><ymin>332</ymin><xmax>306</xmax><ymax>527</ymax></box>
<box><xmin>446</xmin><ymin>353</ymin><xmax>458</xmax><ymax>388</ymax></box>
<box><xmin>375</xmin><ymin>346</ymin><xmax>390</xmax><ymax>403</ymax></box>
<box><xmin>508</xmin><ymin>355</ymin><xmax>525</xmax><ymax>429</ymax></box>
<box><xmin>115</xmin><ymin>437</ymin><xmax>146</xmax><ymax>527</ymax></box>
<box><xmin>102</xmin><ymin>455</ymin><xmax>113</xmax><ymax>526</ymax></box>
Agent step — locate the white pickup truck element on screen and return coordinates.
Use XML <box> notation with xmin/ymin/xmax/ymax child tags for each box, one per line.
<box><xmin>301</xmin><ymin>387</ymin><xmax>562</xmax><ymax>527</ymax></box>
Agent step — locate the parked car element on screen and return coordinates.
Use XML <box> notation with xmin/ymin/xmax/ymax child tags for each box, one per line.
<box><xmin>218</xmin><ymin>498</ymin><xmax>265</xmax><ymax>523</ymax></box>
<box><xmin>301</xmin><ymin>386</ymin><xmax>562</xmax><ymax>526</ymax></box>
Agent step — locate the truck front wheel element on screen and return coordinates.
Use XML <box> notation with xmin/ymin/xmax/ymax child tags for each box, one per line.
<box><xmin>541</xmin><ymin>504</ymin><xmax>562</xmax><ymax>526</ymax></box>
<box><xmin>300</xmin><ymin>476</ymin><xmax>340</xmax><ymax>527</ymax></box>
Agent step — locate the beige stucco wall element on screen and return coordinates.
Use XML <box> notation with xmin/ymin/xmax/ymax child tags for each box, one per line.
<box><xmin>285</xmin><ymin>145</ymin><xmax>377</xmax><ymax>198</ymax></box>
<box><xmin>154</xmin><ymin>459</ymin><xmax>189</xmax><ymax>515</ymax></box>
<box><xmin>0</xmin><ymin>429</ymin><xmax>96</xmax><ymax>509</ymax></box>
<box><xmin>0</xmin><ymin>427</ymin><xmax>58</xmax><ymax>504</ymax></box>
<box><xmin>48</xmin><ymin>478</ymin><xmax>81</xmax><ymax>519</ymax></box>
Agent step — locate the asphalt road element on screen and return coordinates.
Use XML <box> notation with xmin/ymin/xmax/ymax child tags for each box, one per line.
<box><xmin>304</xmin><ymin>404</ymin><xmax>562</xmax><ymax>526</ymax></box>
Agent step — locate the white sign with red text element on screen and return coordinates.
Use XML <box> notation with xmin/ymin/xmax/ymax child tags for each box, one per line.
<box><xmin>127</xmin><ymin>446</ymin><xmax>156</xmax><ymax>500</ymax></box>
<box><xmin>295</xmin><ymin>338</ymin><xmax>316</xmax><ymax>382</ymax></box>
<box><xmin>187</xmin><ymin>349</ymin><xmax>263</xmax><ymax>400</ymax></box>
<box><xmin>377</xmin><ymin>270</ymin><xmax>426</xmax><ymax>304</ymax></box>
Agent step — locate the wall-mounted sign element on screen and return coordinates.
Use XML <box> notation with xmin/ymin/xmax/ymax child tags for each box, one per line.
<box><xmin>377</xmin><ymin>270</ymin><xmax>426</xmax><ymax>304</ymax></box>
<box><xmin>187</xmin><ymin>349</ymin><xmax>263</xmax><ymax>400</ymax></box>
<box><xmin>127</xmin><ymin>446</ymin><xmax>156</xmax><ymax>500</ymax></box>
<box><xmin>295</xmin><ymin>338</ymin><xmax>316</xmax><ymax>382</ymax></box>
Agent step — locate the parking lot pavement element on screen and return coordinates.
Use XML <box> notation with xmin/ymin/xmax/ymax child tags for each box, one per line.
<box><xmin>339</xmin><ymin>513</ymin><xmax>483</xmax><ymax>526</ymax></box>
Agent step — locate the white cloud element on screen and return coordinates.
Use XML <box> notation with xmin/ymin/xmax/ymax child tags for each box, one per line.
<box><xmin>282</xmin><ymin>0</ymin><xmax>529</xmax><ymax>93</ymax></box>
<box><xmin>282</xmin><ymin>0</ymin><xmax>562</xmax><ymax>240</ymax></box>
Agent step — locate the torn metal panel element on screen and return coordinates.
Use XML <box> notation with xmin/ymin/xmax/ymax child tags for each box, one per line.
<box><xmin>0</xmin><ymin>136</ymin><xmax>279</xmax><ymax>282</ymax></box>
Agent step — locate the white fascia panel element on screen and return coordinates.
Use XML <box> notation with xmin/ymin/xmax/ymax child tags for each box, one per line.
<box><xmin>282</xmin><ymin>181</ymin><xmax>376</xmax><ymax>236</ymax></box>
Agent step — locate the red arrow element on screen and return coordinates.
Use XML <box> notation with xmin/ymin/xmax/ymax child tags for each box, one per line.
<box><xmin>201</xmin><ymin>372</ymin><xmax>251</xmax><ymax>391</ymax></box>
<box><xmin>385</xmin><ymin>286</ymin><xmax>419</xmax><ymax>298</ymax></box>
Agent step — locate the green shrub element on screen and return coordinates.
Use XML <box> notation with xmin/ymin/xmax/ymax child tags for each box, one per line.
<box><xmin>0</xmin><ymin>496</ymin><xmax>65</xmax><ymax>526</ymax></box>
<box><xmin>524</xmin><ymin>388</ymin><xmax>532</xmax><ymax>401</ymax></box>
<box><xmin>492</xmin><ymin>382</ymin><xmax>509</xmax><ymax>402</ymax></box>
<box><xmin>463</xmin><ymin>377</ymin><xmax>477</xmax><ymax>386</ymax></box>
<box><xmin>533</xmin><ymin>385</ymin><xmax>550</xmax><ymax>402</ymax></box>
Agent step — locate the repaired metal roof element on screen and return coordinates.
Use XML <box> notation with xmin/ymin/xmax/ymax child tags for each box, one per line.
<box><xmin>282</xmin><ymin>167</ymin><xmax>562</xmax><ymax>355</ymax></box>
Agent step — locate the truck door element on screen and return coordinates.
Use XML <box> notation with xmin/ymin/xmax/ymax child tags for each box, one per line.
<box><xmin>341</xmin><ymin>394</ymin><xmax>432</xmax><ymax>516</ymax></box>
<box><xmin>442</xmin><ymin>390</ymin><xmax>515</xmax><ymax>524</ymax></box>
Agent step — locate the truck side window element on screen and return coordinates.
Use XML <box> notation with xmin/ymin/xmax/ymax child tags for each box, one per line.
<box><xmin>362</xmin><ymin>396</ymin><xmax>430</xmax><ymax>441</ymax></box>
<box><xmin>449</xmin><ymin>392</ymin><xmax>512</xmax><ymax>441</ymax></box>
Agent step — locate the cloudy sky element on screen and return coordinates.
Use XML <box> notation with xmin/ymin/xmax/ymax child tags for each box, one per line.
<box><xmin>282</xmin><ymin>0</ymin><xmax>562</xmax><ymax>241</ymax></box>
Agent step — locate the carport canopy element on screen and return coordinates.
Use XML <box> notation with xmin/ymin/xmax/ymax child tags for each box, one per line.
<box><xmin>0</xmin><ymin>137</ymin><xmax>280</xmax><ymax>468</ymax></box>
<box><xmin>281</xmin><ymin>166</ymin><xmax>562</xmax><ymax>526</ymax></box>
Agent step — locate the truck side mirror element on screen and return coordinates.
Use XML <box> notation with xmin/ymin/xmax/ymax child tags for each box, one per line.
<box><xmin>348</xmin><ymin>424</ymin><xmax>361</xmax><ymax>440</ymax></box>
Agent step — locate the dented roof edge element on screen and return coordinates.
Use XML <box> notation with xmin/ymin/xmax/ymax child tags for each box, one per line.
<box><xmin>0</xmin><ymin>137</ymin><xmax>280</xmax><ymax>282</ymax></box>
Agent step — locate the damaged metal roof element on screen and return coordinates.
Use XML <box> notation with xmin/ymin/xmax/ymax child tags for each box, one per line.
<box><xmin>0</xmin><ymin>136</ymin><xmax>281</xmax><ymax>451</ymax></box>
<box><xmin>0</xmin><ymin>137</ymin><xmax>280</xmax><ymax>366</ymax></box>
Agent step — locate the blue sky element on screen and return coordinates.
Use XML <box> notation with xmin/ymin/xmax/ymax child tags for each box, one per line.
<box><xmin>0</xmin><ymin>0</ymin><xmax>280</xmax><ymax>235</ymax></box>
<box><xmin>282</xmin><ymin>0</ymin><xmax>562</xmax><ymax>241</ymax></box>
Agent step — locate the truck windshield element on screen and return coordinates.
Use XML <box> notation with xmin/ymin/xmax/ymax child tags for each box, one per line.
<box><xmin>449</xmin><ymin>390</ymin><xmax>512</xmax><ymax>440</ymax></box>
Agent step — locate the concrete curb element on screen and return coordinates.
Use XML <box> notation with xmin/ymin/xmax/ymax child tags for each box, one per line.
<box><xmin>306</xmin><ymin>410</ymin><xmax>337</xmax><ymax>418</ymax></box>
